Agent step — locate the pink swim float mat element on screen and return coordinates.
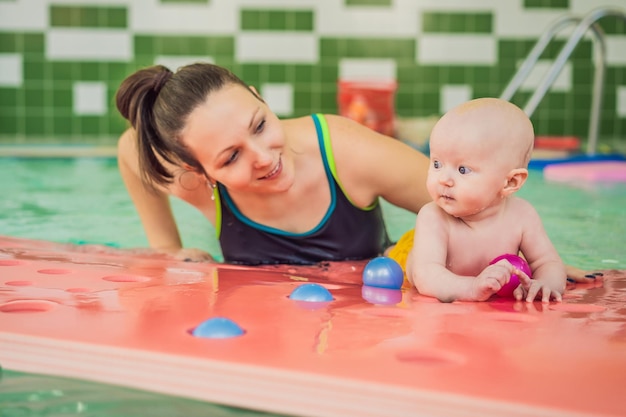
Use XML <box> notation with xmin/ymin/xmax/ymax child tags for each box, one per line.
<box><xmin>544</xmin><ymin>161</ymin><xmax>626</xmax><ymax>183</ymax></box>
<box><xmin>1</xmin><ymin>235</ymin><xmax>626</xmax><ymax>417</ymax></box>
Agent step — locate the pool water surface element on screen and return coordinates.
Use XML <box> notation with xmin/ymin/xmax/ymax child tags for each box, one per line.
<box><xmin>1</xmin><ymin>157</ymin><xmax>626</xmax><ymax>417</ymax></box>
<box><xmin>1</xmin><ymin>157</ymin><xmax>624</xmax><ymax>270</ymax></box>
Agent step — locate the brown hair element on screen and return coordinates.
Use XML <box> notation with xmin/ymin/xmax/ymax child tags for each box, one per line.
<box><xmin>115</xmin><ymin>63</ymin><xmax>251</xmax><ymax>187</ymax></box>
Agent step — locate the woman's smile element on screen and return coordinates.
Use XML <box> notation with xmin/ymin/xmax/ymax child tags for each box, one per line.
<box><xmin>259</xmin><ymin>157</ymin><xmax>282</xmax><ymax>180</ymax></box>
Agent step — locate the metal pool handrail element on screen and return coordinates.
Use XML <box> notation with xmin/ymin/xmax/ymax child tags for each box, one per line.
<box><xmin>521</xmin><ymin>8</ymin><xmax>626</xmax><ymax>156</ymax></box>
<box><xmin>499</xmin><ymin>14</ymin><xmax>600</xmax><ymax>102</ymax></box>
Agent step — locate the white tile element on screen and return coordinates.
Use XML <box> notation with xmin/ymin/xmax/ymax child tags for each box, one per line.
<box><xmin>46</xmin><ymin>29</ymin><xmax>132</xmax><ymax>61</ymax></box>
<box><xmin>606</xmin><ymin>36</ymin><xmax>626</xmax><ymax>66</ymax></box>
<box><xmin>495</xmin><ymin>7</ymin><xmax>569</xmax><ymax>38</ymax></box>
<box><xmin>418</xmin><ymin>35</ymin><xmax>496</xmax><ymax>65</ymax></box>
<box><xmin>0</xmin><ymin>54</ymin><xmax>23</xmax><ymax>87</ymax></box>
<box><xmin>236</xmin><ymin>33</ymin><xmax>317</xmax><ymax>63</ymax></box>
<box><xmin>130</xmin><ymin>0</ymin><xmax>237</xmax><ymax>34</ymax></box>
<box><xmin>155</xmin><ymin>56</ymin><xmax>215</xmax><ymax>72</ymax></box>
<box><xmin>441</xmin><ymin>85</ymin><xmax>472</xmax><ymax>113</ymax></box>
<box><xmin>0</xmin><ymin>0</ymin><xmax>47</xmax><ymax>31</ymax></box>
<box><xmin>73</xmin><ymin>81</ymin><xmax>108</xmax><ymax>116</ymax></box>
<box><xmin>339</xmin><ymin>58</ymin><xmax>396</xmax><ymax>82</ymax></box>
<box><xmin>571</xmin><ymin>0</ymin><xmax>626</xmax><ymax>14</ymax></box>
<box><xmin>261</xmin><ymin>83</ymin><xmax>293</xmax><ymax>116</ymax></box>
<box><xmin>317</xmin><ymin>1</ymin><xmax>418</xmax><ymax>37</ymax></box>
<box><xmin>617</xmin><ymin>85</ymin><xmax>626</xmax><ymax>118</ymax></box>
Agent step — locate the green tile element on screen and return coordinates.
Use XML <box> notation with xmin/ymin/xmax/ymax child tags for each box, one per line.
<box><xmin>240</xmin><ymin>64</ymin><xmax>261</xmax><ymax>86</ymax></box>
<box><xmin>24</xmin><ymin>86</ymin><xmax>45</xmax><ymax>107</ymax></box>
<box><xmin>320</xmin><ymin>63</ymin><xmax>338</xmax><ymax>83</ymax></box>
<box><xmin>52</xmin><ymin>88</ymin><xmax>72</xmax><ymax>107</ymax></box>
<box><xmin>292</xmin><ymin>11</ymin><xmax>314</xmax><ymax>31</ymax></box>
<box><xmin>147</xmin><ymin>36</ymin><xmax>233</xmax><ymax>56</ymax></box>
<box><xmin>0</xmin><ymin>33</ymin><xmax>17</xmax><ymax>52</ymax></box>
<box><xmin>422</xmin><ymin>12</ymin><xmax>492</xmax><ymax>34</ymax></box>
<box><xmin>156</xmin><ymin>37</ymin><xmax>186</xmax><ymax>55</ymax></box>
<box><xmin>50</xmin><ymin>5</ymin><xmax>127</xmax><ymax>28</ymax></box>
<box><xmin>240</xmin><ymin>10</ymin><xmax>257</xmax><ymax>30</ymax></box>
<box><xmin>22</xmin><ymin>33</ymin><xmax>45</xmax><ymax>53</ymax></box>
<box><xmin>160</xmin><ymin>0</ymin><xmax>208</xmax><ymax>3</ymax></box>
<box><xmin>186</xmin><ymin>37</ymin><xmax>210</xmax><ymax>55</ymax></box>
<box><xmin>598</xmin><ymin>16</ymin><xmax>626</xmax><ymax>35</ymax></box>
<box><xmin>108</xmin><ymin>114</ymin><xmax>128</xmax><ymax>134</ymax></box>
<box><xmin>51</xmin><ymin>62</ymin><xmax>76</xmax><ymax>81</ymax></box>
<box><xmin>210</xmin><ymin>37</ymin><xmax>234</xmax><ymax>55</ymax></box>
<box><xmin>80</xmin><ymin>116</ymin><xmax>102</xmax><ymax>135</ymax></box>
<box><xmin>52</xmin><ymin>115</ymin><xmax>74</xmax><ymax>135</ymax></box>
<box><xmin>0</xmin><ymin>115</ymin><xmax>18</xmax><ymax>135</ymax></box>
<box><xmin>79</xmin><ymin>62</ymin><xmax>102</xmax><ymax>81</ymax></box>
<box><xmin>396</xmin><ymin>62</ymin><xmax>420</xmax><ymax>83</ymax></box>
<box><xmin>319</xmin><ymin>90</ymin><xmax>337</xmax><ymax>112</ymax></box>
<box><xmin>320</xmin><ymin>38</ymin><xmax>342</xmax><ymax>58</ymax></box>
<box><xmin>294</xmin><ymin>65</ymin><xmax>313</xmax><ymax>83</ymax></box>
<box><xmin>0</xmin><ymin>88</ymin><xmax>18</xmax><ymax>107</ymax></box>
<box><xmin>267</xmin><ymin>64</ymin><xmax>287</xmax><ymax>83</ymax></box>
<box><xmin>107</xmin><ymin>8</ymin><xmax>127</xmax><ymax>28</ymax></box>
<box><xmin>23</xmin><ymin>59</ymin><xmax>45</xmax><ymax>81</ymax></box>
<box><xmin>24</xmin><ymin>115</ymin><xmax>45</xmax><ymax>135</ymax></box>
<box><xmin>293</xmin><ymin>90</ymin><xmax>313</xmax><ymax>109</ymax></box>
<box><xmin>338</xmin><ymin>39</ymin><xmax>413</xmax><ymax>58</ymax></box>
<box><xmin>345</xmin><ymin>0</ymin><xmax>392</xmax><ymax>6</ymax></box>
<box><xmin>268</xmin><ymin>11</ymin><xmax>287</xmax><ymax>31</ymax></box>
<box><xmin>241</xmin><ymin>9</ymin><xmax>313</xmax><ymax>31</ymax></box>
<box><xmin>134</xmin><ymin>36</ymin><xmax>155</xmax><ymax>55</ymax></box>
<box><xmin>523</xmin><ymin>0</ymin><xmax>569</xmax><ymax>9</ymax></box>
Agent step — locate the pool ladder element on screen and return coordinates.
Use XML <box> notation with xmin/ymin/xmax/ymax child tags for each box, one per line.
<box><xmin>500</xmin><ymin>7</ymin><xmax>626</xmax><ymax>156</ymax></box>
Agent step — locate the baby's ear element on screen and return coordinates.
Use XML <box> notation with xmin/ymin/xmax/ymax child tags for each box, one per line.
<box><xmin>503</xmin><ymin>168</ymin><xmax>528</xmax><ymax>196</ymax></box>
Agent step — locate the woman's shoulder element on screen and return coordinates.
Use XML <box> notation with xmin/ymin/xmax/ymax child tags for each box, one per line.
<box><xmin>117</xmin><ymin>128</ymin><xmax>138</xmax><ymax>166</ymax></box>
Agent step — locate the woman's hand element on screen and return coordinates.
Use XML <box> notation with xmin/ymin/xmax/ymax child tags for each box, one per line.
<box><xmin>565</xmin><ymin>265</ymin><xmax>604</xmax><ymax>283</ymax></box>
<box><xmin>171</xmin><ymin>248</ymin><xmax>215</xmax><ymax>262</ymax></box>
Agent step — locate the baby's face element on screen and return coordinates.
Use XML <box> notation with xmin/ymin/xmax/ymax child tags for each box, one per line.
<box><xmin>426</xmin><ymin>122</ymin><xmax>513</xmax><ymax>219</ymax></box>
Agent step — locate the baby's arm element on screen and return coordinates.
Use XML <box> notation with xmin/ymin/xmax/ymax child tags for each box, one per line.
<box><xmin>407</xmin><ymin>204</ymin><xmax>509</xmax><ymax>302</ymax></box>
<box><xmin>515</xmin><ymin>202</ymin><xmax>567</xmax><ymax>303</ymax></box>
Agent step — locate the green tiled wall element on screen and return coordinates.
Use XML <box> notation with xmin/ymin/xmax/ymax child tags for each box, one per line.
<box><xmin>422</xmin><ymin>12</ymin><xmax>493</xmax><ymax>33</ymax></box>
<box><xmin>50</xmin><ymin>6</ymin><xmax>127</xmax><ymax>28</ymax></box>
<box><xmin>241</xmin><ymin>10</ymin><xmax>314</xmax><ymax>31</ymax></box>
<box><xmin>0</xmin><ymin>1</ymin><xmax>625</xmax><ymax>146</ymax></box>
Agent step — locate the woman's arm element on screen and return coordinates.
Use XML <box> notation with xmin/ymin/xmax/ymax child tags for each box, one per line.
<box><xmin>117</xmin><ymin>128</ymin><xmax>183</xmax><ymax>253</ymax></box>
<box><xmin>325</xmin><ymin>115</ymin><xmax>431</xmax><ymax>214</ymax></box>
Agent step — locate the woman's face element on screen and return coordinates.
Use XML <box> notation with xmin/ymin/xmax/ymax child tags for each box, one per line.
<box><xmin>180</xmin><ymin>84</ymin><xmax>293</xmax><ymax>195</ymax></box>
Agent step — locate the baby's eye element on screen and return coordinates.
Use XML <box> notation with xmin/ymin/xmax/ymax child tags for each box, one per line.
<box><xmin>433</xmin><ymin>160</ymin><xmax>441</xmax><ymax>169</ymax></box>
<box><xmin>458</xmin><ymin>166</ymin><xmax>472</xmax><ymax>174</ymax></box>
<box><xmin>255</xmin><ymin>119</ymin><xmax>266</xmax><ymax>134</ymax></box>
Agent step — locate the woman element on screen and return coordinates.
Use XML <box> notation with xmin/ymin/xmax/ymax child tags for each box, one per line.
<box><xmin>115</xmin><ymin>63</ymin><xmax>431</xmax><ymax>264</ymax></box>
<box><xmin>115</xmin><ymin>62</ymin><xmax>596</xmax><ymax>281</ymax></box>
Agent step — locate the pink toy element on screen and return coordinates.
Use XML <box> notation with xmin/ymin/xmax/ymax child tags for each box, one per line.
<box><xmin>489</xmin><ymin>254</ymin><xmax>532</xmax><ymax>297</ymax></box>
<box><xmin>544</xmin><ymin>161</ymin><xmax>626</xmax><ymax>183</ymax></box>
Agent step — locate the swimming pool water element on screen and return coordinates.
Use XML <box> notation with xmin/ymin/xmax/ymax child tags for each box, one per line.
<box><xmin>1</xmin><ymin>156</ymin><xmax>625</xmax><ymax>416</ymax></box>
<box><xmin>1</xmin><ymin>157</ymin><xmax>625</xmax><ymax>269</ymax></box>
<box><xmin>0</xmin><ymin>369</ymin><xmax>285</xmax><ymax>417</ymax></box>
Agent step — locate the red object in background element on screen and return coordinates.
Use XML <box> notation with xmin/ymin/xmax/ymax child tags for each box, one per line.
<box><xmin>534</xmin><ymin>135</ymin><xmax>580</xmax><ymax>151</ymax></box>
<box><xmin>338</xmin><ymin>80</ymin><xmax>397</xmax><ymax>137</ymax></box>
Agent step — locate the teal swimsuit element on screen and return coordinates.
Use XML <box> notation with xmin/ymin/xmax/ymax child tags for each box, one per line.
<box><xmin>216</xmin><ymin>114</ymin><xmax>391</xmax><ymax>265</ymax></box>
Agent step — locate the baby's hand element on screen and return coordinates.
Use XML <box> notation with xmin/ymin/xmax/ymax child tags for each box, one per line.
<box><xmin>472</xmin><ymin>262</ymin><xmax>514</xmax><ymax>301</ymax></box>
<box><xmin>514</xmin><ymin>278</ymin><xmax>562</xmax><ymax>303</ymax></box>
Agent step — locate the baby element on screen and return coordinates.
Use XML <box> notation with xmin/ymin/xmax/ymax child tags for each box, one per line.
<box><xmin>405</xmin><ymin>98</ymin><xmax>566</xmax><ymax>303</ymax></box>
